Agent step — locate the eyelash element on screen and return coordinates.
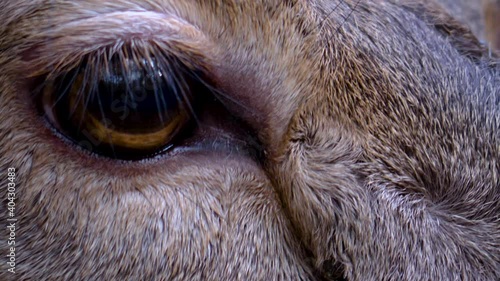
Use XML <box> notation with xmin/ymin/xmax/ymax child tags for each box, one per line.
<box><xmin>31</xmin><ymin>41</ymin><xmax>212</xmax><ymax>160</ymax></box>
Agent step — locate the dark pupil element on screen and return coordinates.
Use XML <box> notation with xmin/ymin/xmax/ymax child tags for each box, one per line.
<box><xmin>85</xmin><ymin>60</ymin><xmax>183</xmax><ymax>134</ymax></box>
<box><xmin>46</xmin><ymin>56</ymin><xmax>196</xmax><ymax>160</ymax></box>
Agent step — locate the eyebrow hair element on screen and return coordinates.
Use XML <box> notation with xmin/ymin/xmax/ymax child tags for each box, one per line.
<box><xmin>25</xmin><ymin>10</ymin><xmax>194</xmax><ymax>50</ymax></box>
<box><xmin>5</xmin><ymin>9</ymin><xmax>214</xmax><ymax>79</ymax></box>
<box><xmin>0</xmin><ymin>1</ymin><xmax>168</xmax><ymax>55</ymax></box>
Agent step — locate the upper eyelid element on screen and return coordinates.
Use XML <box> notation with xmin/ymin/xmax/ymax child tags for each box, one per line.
<box><xmin>44</xmin><ymin>11</ymin><xmax>192</xmax><ymax>41</ymax></box>
<box><xmin>14</xmin><ymin>11</ymin><xmax>215</xmax><ymax>79</ymax></box>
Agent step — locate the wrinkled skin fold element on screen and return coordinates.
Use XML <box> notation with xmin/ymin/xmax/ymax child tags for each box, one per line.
<box><xmin>0</xmin><ymin>0</ymin><xmax>499</xmax><ymax>280</ymax></box>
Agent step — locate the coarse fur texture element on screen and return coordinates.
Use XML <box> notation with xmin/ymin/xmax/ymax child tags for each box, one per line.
<box><xmin>0</xmin><ymin>0</ymin><xmax>499</xmax><ymax>280</ymax></box>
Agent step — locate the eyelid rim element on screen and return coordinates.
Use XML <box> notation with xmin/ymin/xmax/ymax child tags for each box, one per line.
<box><xmin>18</xmin><ymin>11</ymin><xmax>217</xmax><ymax>79</ymax></box>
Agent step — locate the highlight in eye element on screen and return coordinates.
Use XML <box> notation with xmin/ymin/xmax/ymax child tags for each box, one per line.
<box><xmin>38</xmin><ymin>45</ymin><xmax>204</xmax><ymax>160</ymax></box>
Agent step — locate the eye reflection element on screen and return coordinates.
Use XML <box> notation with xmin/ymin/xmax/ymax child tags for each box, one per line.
<box><xmin>40</xmin><ymin>52</ymin><xmax>201</xmax><ymax>160</ymax></box>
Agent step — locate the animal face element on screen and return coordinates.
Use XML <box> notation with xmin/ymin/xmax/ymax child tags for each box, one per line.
<box><xmin>0</xmin><ymin>0</ymin><xmax>498</xmax><ymax>280</ymax></box>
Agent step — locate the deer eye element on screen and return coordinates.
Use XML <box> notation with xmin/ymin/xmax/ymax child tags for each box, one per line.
<box><xmin>39</xmin><ymin>53</ymin><xmax>202</xmax><ymax>160</ymax></box>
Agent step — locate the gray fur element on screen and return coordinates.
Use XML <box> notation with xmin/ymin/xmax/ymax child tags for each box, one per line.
<box><xmin>0</xmin><ymin>0</ymin><xmax>498</xmax><ymax>280</ymax></box>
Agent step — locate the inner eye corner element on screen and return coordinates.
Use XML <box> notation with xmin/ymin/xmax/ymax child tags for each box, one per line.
<box><xmin>34</xmin><ymin>44</ymin><xmax>217</xmax><ymax>161</ymax></box>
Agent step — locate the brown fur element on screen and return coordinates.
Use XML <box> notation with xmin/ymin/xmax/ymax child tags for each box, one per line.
<box><xmin>483</xmin><ymin>0</ymin><xmax>500</xmax><ymax>50</ymax></box>
<box><xmin>0</xmin><ymin>0</ymin><xmax>498</xmax><ymax>280</ymax></box>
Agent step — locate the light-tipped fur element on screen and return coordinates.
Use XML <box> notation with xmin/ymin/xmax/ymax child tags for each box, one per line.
<box><xmin>0</xmin><ymin>0</ymin><xmax>498</xmax><ymax>280</ymax></box>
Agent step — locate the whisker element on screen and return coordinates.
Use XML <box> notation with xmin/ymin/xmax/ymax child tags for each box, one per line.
<box><xmin>335</xmin><ymin>0</ymin><xmax>362</xmax><ymax>33</ymax></box>
<box><xmin>307</xmin><ymin>0</ymin><xmax>344</xmax><ymax>37</ymax></box>
<box><xmin>145</xmin><ymin>43</ymin><xmax>171</xmax><ymax>126</ymax></box>
<box><xmin>50</xmin><ymin>65</ymin><xmax>80</xmax><ymax>110</ymax></box>
<box><xmin>189</xmin><ymin>70</ymin><xmax>258</xmax><ymax>119</ymax></box>
<box><xmin>93</xmin><ymin>53</ymin><xmax>117</xmax><ymax>159</ymax></box>
<box><xmin>155</xmin><ymin>67</ymin><xmax>169</xmax><ymax>126</ymax></box>
<box><xmin>172</xmin><ymin>59</ymin><xmax>200</xmax><ymax>125</ymax></box>
<box><xmin>74</xmin><ymin>59</ymin><xmax>94</xmax><ymax>131</ymax></box>
<box><xmin>120</xmin><ymin>46</ymin><xmax>133</xmax><ymax>109</ymax></box>
<box><xmin>153</xmin><ymin>51</ymin><xmax>198</xmax><ymax>124</ymax></box>
<box><xmin>141</xmin><ymin>47</ymin><xmax>166</xmax><ymax>126</ymax></box>
<box><xmin>152</xmin><ymin>69</ymin><xmax>166</xmax><ymax>126</ymax></box>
